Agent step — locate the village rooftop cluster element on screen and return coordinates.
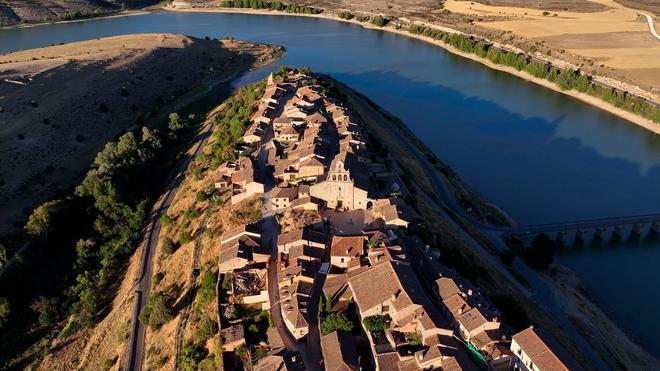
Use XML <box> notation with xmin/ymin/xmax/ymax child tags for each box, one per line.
<box><xmin>212</xmin><ymin>70</ymin><xmax>570</xmax><ymax>371</ymax></box>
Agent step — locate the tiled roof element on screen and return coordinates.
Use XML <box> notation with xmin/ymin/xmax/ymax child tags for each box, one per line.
<box><xmin>321</xmin><ymin>331</ymin><xmax>359</xmax><ymax>371</ymax></box>
<box><xmin>512</xmin><ymin>327</ymin><xmax>569</xmax><ymax>371</ymax></box>
<box><xmin>330</xmin><ymin>235</ymin><xmax>365</xmax><ymax>258</ymax></box>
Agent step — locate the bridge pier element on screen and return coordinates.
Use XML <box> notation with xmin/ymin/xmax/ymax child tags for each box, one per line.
<box><xmin>555</xmin><ymin>231</ymin><xmax>566</xmax><ymax>246</ymax></box>
<box><xmin>632</xmin><ymin>223</ymin><xmax>645</xmax><ymax>237</ymax></box>
<box><xmin>575</xmin><ymin>229</ymin><xmax>587</xmax><ymax>243</ymax></box>
<box><xmin>651</xmin><ymin>222</ymin><xmax>660</xmax><ymax>235</ymax></box>
<box><xmin>594</xmin><ymin>227</ymin><xmax>606</xmax><ymax>240</ymax></box>
<box><xmin>612</xmin><ymin>225</ymin><xmax>626</xmax><ymax>240</ymax></box>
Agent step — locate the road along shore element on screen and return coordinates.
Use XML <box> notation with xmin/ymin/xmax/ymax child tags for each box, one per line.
<box><xmin>166</xmin><ymin>6</ymin><xmax>660</xmax><ymax>135</ymax></box>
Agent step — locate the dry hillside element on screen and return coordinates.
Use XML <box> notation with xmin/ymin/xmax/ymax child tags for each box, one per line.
<box><xmin>0</xmin><ymin>0</ymin><xmax>158</xmax><ymax>25</ymax></box>
<box><xmin>0</xmin><ymin>34</ymin><xmax>277</xmax><ymax>241</ymax></box>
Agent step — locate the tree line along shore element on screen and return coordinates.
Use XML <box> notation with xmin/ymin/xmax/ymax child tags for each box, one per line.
<box><xmin>174</xmin><ymin>1</ymin><xmax>660</xmax><ymax>128</ymax></box>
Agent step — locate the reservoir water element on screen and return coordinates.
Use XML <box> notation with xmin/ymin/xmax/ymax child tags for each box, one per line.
<box><xmin>2</xmin><ymin>11</ymin><xmax>659</xmax><ymax>356</ymax></box>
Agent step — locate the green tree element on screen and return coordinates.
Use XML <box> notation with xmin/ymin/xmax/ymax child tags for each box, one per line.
<box><xmin>406</xmin><ymin>332</ymin><xmax>422</xmax><ymax>346</ymax></box>
<box><xmin>25</xmin><ymin>199</ymin><xmax>66</xmax><ymax>239</ymax></box>
<box><xmin>363</xmin><ymin>315</ymin><xmax>389</xmax><ymax>333</ymax></box>
<box><xmin>523</xmin><ymin>233</ymin><xmax>556</xmax><ymax>270</ymax></box>
<box><xmin>32</xmin><ymin>296</ymin><xmax>58</xmax><ymax>327</ymax></box>
<box><xmin>321</xmin><ymin>312</ymin><xmax>354</xmax><ymax>335</ymax></box>
<box><xmin>0</xmin><ymin>243</ymin><xmax>6</xmax><ymax>268</ymax></box>
<box><xmin>181</xmin><ymin>342</ymin><xmax>208</xmax><ymax>371</ymax></box>
<box><xmin>73</xmin><ymin>271</ymin><xmax>99</xmax><ymax>327</ymax></box>
<box><xmin>0</xmin><ymin>297</ymin><xmax>9</xmax><ymax>328</ymax></box>
<box><xmin>371</xmin><ymin>16</ymin><xmax>389</xmax><ymax>27</ymax></box>
<box><xmin>161</xmin><ymin>237</ymin><xmax>176</xmax><ymax>256</ymax></box>
<box><xmin>168</xmin><ymin>112</ymin><xmax>186</xmax><ymax>132</ymax></box>
<box><xmin>197</xmin><ymin>270</ymin><xmax>218</xmax><ymax>307</ymax></box>
<box><xmin>75</xmin><ymin>239</ymin><xmax>95</xmax><ymax>270</ymax></box>
<box><xmin>139</xmin><ymin>291</ymin><xmax>173</xmax><ymax>330</ymax></box>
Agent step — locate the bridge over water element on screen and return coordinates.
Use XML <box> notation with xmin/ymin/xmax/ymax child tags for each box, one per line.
<box><xmin>499</xmin><ymin>213</ymin><xmax>660</xmax><ymax>244</ymax></box>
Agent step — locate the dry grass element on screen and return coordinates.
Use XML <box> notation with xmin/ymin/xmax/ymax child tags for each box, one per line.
<box><xmin>38</xmin><ymin>234</ymin><xmax>142</xmax><ymax>370</ymax></box>
<box><xmin>26</xmin><ymin>36</ymin><xmax>280</xmax><ymax>370</ymax></box>
<box><xmin>0</xmin><ymin>34</ymin><xmax>271</xmax><ymax>239</ymax></box>
<box><xmin>443</xmin><ymin>0</ymin><xmax>660</xmax><ymax>95</ymax></box>
<box><xmin>143</xmin><ymin>105</ymin><xmax>263</xmax><ymax>366</ymax></box>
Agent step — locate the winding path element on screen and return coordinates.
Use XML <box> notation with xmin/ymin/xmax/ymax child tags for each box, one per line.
<box><xmin>642</xmin><ymin>14</ymin><xmax>660</xmax><ymax>41</ymax></box>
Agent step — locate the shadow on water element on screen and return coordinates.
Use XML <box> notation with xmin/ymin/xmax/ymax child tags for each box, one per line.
<box><xmin>331</xmin><ymin>70</ymin><xmax>660</xmax><ymax>225</ymax></box>
<box><xmin>2</xmin><ymin>10</ymin><xmax>660</xmax><ymax>358</ymax></box>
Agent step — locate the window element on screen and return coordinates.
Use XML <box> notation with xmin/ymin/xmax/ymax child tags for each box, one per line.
<box><xmin>340</xmin><ymin>258</ymin><xmax>345</xmax><ymax>263</ymax></box>
<box><xmin>332</xmin><ymin>175</ymin><xmax>336</xmax><ymax>181</ymax></box>
<box><xmin>343</xmin><ymin>174</ymin><xmax>348</xmax><ymax>181</ymax></box>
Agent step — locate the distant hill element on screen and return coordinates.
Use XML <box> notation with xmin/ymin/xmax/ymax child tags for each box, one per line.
<box><xmin>0</xmin><ymin>0</ymin><xmax>160</xmax><ymax>26</ymax></box>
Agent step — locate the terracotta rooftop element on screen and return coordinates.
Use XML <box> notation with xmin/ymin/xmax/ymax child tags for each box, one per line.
<box><xmin>273</xmin><ymin>186</ymin><xmax>299</xmax><ymax>201</ymax></box>
<box><xmin>277</xmin><ymin>227</ymin><xmax>326</xmax><ymax>247</ymax></box>
<box><xmin>512</xmin><ymin>327</ymin><xmax>569</xmax><ymax>371</ymax></box>
<box><xmin>330</xmin><ymin>235</ymin><xmax>365</xmax><ymax>258</ymax></box>
<box><xmin>221</xmin><ymin>223</ymin><xmax>261</xmax><ymax>244</ymax></box>
<box><xmin>321</xmin><ymin>331</ymin><xmax>359</xmax><ymax>371</ymax></box>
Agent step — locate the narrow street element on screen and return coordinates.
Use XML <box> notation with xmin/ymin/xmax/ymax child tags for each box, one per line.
<box><xmin>256</xmin><ymin>121</ymin><xmax>314</xmax><ymax>368</ymax></box>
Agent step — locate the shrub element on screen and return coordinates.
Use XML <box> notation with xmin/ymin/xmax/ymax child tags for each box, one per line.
<box><xmin>181</xmin><ymin>342</ymin><xmax>208</xmax><ymax>371</ymax></box>
<box><xmin>31</xmin><ymin>297</ymin><xmax>57</xmax><ymax>327</ymax></box>
<box><xmin>221</xmin><ymin>273</ymin><xmax>232</xmax><ymax>291</ymax></box>
<box><xmin>0</xmin><ymin>297</ymin><xmax>9</xmax><ymax>328</ymax></box>
<box><xmin>139</xmin><ymin>291</ymin><xmax>173</xmax><ymax>330</ymax></box>
<box><xmin>195</xmin><ymin>314</ymin><xmax>218</xmax><ymax>344</ymax></box>
<box><xmin>168</xmin><ymin>112</ymin><xmax>187</xmax><ymax>132</ymax></box>
<box><xmin>152</xmin><ymin>272</ymin><xmax>164</xmax><ymax>285</ymax></box>
<box><xmin>179</xmin><ymin>231</ymin><xmax>193</xmax><ymax>245</ymax></box>
<box><xmin>407</xmin><ymin>332</ymin><xmax>422</xmax><ymax>346</ymax></box>
<box><xmin>321</xmin><ymin>312</ymin><xmax>354</xmax><ymax>335</ymax></box>
<box><xmin>196</xmin><ymin>191</ymin><xmax>210</xmax><ymax>202</ymax></box>
<box><xmin>337</xmin><ymin>12</ymin><xmax>354</xmax><ymax>20</ymax></box>
<box><xmin>197</xmin><ymin>358</ymin><xmax>217</xmax><ymax>371</ymax></box>
<box><xmin>182</xmin><ymin>207</ymin><xmax>201</xmax><ymax>220</ymax></box>
<box><xmin>161</xmin><ymin>237</ymin><xmax>176</xmax><ymax>256</ymax></box>
<box><xmin>260</xmin><ymin>310</ymin><xmax>274</xmax><ymax>328</ymax></box>
<box><xmin>102</xmin><ymin>356</ymin><xmax>118</xmax><ymax>371</ymax></box>
<box><xmin>363</xmin><ymin>315</ymin><xmax>389</xmax><ymax>333</ymax></box>
<box><xmin>160</xmin><ymin>214</ymin><xmax>172</xmax><ymax>226</ymax></box>
<box><xmin>371</xmin><ymin>16</ymin><xmax>389</xmax><ymax>27</ymax></box>
<box><xmin>117</xmin><ymin>320</ymin><xmax>130</xmax><ymax>343</ymax></box>
<box><xmin>196</xmin><ymin>270</ymin><xmax>218</xmax><ymax>307</ymax></box>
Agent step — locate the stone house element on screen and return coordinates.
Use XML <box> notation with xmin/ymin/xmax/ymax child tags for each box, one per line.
<box><xmin>510</xmin><ymin>327</ymin><xmax>569</xmax><ymax>371</ymax></box>
<box><xmin>310</xmin><ymin>152</ymin><xmax>370</xmax><ymax>210</ymax></box>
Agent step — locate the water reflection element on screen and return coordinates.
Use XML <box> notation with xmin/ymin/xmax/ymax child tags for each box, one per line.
<box><xmin>3</xmin><ymin>11</ymin><xmax>660</xmax><ymax>356</ymax></box>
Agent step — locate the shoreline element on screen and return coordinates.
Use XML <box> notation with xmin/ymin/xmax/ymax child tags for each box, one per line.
<box><xmin>0</xmin><ymin>10</ymin><xmax>150</xmax><ymax>31</ymax></box>
<box><xmin>332</xmin><ymin>74</ymin><xmax>658</xmax><ymax>368</ymax></box>
<box><xmin>165</xmin><ymin>5</ymin><xmax>660</xmax><ymax>136</ymax></box>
